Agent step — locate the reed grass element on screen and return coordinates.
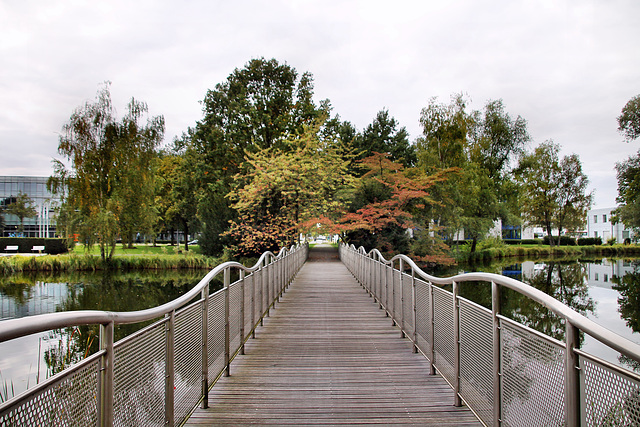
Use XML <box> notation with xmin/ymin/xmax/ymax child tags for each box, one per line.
<box><xmin>459</xmin><ymin>243</ymin><xmax>640</xmax><ymax>263</ymax></box>
<box><xmin>0</xmin><ymin>252</ymin><xmax>221</xmax><ymax>274</ymax></box>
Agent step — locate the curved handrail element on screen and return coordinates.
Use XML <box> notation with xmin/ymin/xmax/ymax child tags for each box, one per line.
<box><xmin>345</xmin><ymin>243</ymin><xmax>640</xmax><ymax>363</ymax></box>
<box><xmin>0</xmin><ymin>244</ymin><xmax>300</xmax><ymax>343</ymax></box>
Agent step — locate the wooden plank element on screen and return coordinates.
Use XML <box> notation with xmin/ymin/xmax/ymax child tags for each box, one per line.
<box><xmin>185</xmin><ymin>247</ymin><xmax>481</xmax><ymax>426</ymax></box>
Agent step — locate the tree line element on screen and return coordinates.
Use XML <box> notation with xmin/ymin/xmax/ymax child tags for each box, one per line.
<box><xmin>48</xmin><ymin>58</ymin><xmax>637</xmax><ymax>263</ymax></box>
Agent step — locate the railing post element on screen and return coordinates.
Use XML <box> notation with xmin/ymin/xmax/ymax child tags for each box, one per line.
<box><xmin>224</xmin><ymin>267</ymin><xmax>230</xmax><ymax>377</ymax></box>
<box><xmin>385</xmin><ymin>262</ymin><xmax>390</xmax><ymax>316</ymax></box>
<box><xmin>240</xmin><ymin>270</ymin><xmax>246</xmax><ymax>355</ymax></box>
<box><xmin>264</xmin><ymin>257</ymin><xmax>270</xmax><ymax>318</ymax></box>
<box><xmin>492</xmin><ymin>281</ymin><xmax>501</xmax><ymax>426</ymax></box>
<box><xmin>165</xmin><ymin>311</ymin><xmax>175</xmax><ymax>427</ymax></box>
<box><xmin>378</xmin><ymin>256</ymin><xmax>383</xmax><ymax>309</ymax></box>
<box><xmin>453</xmin><ymin>280</ymin><xmax>462</xmax><ymax>407</ymax></box>
<box><xmin>201</xmin><ymin>282</ymin><xmax>209</xmax><ymax>409</ymax></box>
<box><xmin>368</xmin><ymin>255</ymin><xmax>373</xmax><ymax>294</ymax></box>
<box><xmin>565</xmin><ymin>321</ymin><xmax>580</xmax><ymax>426</ymax></box>
<box><xmin>428</xmin><ymin>281</ymin><xmax>436</xmax><ymax>375</ymax></box>
<box><xmin>412</xmin><ymin>268</ymin><xmax>417</xmax><ymax>353</ymax></box>
<box><xmin>399</xmin><ymin>259</ymin><xmax>405</xmax><ymax>337</ymax></box>
<box><xmin>252</xmin><ymin>265</ymin><xmax>257</xmax><ymax>338</ymax></box>
<box><xmin>98</xmin><ymin>321</ymin><xmax>114</xmax><ymax>427</ymax></box>
<box><xmin>391</xmin><ymin>260</ymin><xmax>397</xmax><ymax>326</ymax></box>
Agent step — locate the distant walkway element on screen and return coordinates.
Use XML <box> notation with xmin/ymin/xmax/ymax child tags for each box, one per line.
<box><xmin>186</xmin><ymin>245</ymin><xmax>480</xmax><ymax>426</ymax></box>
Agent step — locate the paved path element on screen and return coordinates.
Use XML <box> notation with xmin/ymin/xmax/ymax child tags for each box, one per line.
<box><xmin>186</xmin><ymin>246</ymin><xmax>480</xmax><ymax>426</ymax></box>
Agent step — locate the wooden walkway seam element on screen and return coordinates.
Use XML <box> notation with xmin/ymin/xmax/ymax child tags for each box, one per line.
<box><xmin>186</xmin><ymin>250</ymin><xmax>481</xmax><ymax>426</ymax></box>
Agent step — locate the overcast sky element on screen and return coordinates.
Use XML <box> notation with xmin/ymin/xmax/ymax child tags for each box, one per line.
<box><xmin>2</xmin><ymin>0</ymin><xmax>639</xmax><ymax>208</ymax></box>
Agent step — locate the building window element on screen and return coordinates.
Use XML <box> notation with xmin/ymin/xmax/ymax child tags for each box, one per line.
<box><xmin>594</xmin><ymin>215</ymin><xmax>597</xmax><ymax>223</ymax></box>
<box><xmin>604</xmin><ymin>274</ymin><xmax>609</xmax><ymax>283</ymax></box>
<box><xmin>603</xmin><ymin>214</ymin><xmax>607</xmax><ymax>222</ymax></box>
<box><xmin>595</xmin><ymin>273</ymin><xmax>599</xmax><ymax>281</ymax></box>
<box><xmin>594</xmin><ymin>231</ymin><xmax>598</xmax><ymax>238</ymax></box>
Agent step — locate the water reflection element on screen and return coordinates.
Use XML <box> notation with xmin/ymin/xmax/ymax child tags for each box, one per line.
<box><xmin>0</xmin><ymin>270</ymin><xmax>217</xmax><ymax>401</ymax></box>
<box><xmin>449</xmin><ymin>258</ymin><xmax>640</xmax><ymax>372</ymax></box>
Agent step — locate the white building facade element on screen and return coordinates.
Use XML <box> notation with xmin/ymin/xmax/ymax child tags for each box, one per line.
<box><xmin>586</xmin><ymin>207</ymin><xmax>633</xmax><ymax>243</ymax></box>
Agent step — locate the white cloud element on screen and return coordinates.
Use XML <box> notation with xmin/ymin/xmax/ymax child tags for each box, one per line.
<box><xmin>1</xmin><ymin>0</ymin><xmax>639</xmax><ymax>208</ymax></box>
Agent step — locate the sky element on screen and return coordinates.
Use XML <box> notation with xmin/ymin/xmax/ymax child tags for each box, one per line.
<box><xmin>1</xmin><ymin>0</ymin><xmax>639</xmax><ymax>209</ymax></box>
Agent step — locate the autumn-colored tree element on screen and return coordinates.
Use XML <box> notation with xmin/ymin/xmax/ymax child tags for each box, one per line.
<box><xmin>225</xmin><ymin>119</ymin><xmax>353</xmax><ymax>256</ymax></box>
<box><xmin>340</xmin><ymin>153</ymin><xmax>448</xmax><ymax>257</ymax></box>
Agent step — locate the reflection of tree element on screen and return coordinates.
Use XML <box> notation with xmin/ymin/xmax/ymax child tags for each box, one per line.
<box><xmin>40</xmin><ymin>271</ymin><xmax>205</xmax><ymax>374</ymax></box>
<box><xmin>0</xmin><ymin>280</ymin><xmax>33</xmax><ymax>305</ymax></box>
<box><xmin>503</xmin><ymin>262</ymin><xmax>594</xmax><ymax>343</ymax></box>
<box><xmin>612</xmin><ymin>263</ymin><xmax>640</xmax><ymax>334</ymax></box>
<box><xmin>458</xmin><ymin>261</ymin><xmax>595</xmax><ymax>343</ymax></box>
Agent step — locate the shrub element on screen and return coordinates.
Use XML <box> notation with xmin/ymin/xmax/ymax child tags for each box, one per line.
<box><xmin>577</xmin><ymin>237</ymin><xmax>602</xmax><ymax>246</ymax></box>
<box><xmin>503</xmin><ymin>239</ymin><xmax>542</xmax><ymax>245</ymax></box>
<box><xmin>542</xmin><ymin>235</ymin><xmax>576</xmax><ymax>246</ymax></box>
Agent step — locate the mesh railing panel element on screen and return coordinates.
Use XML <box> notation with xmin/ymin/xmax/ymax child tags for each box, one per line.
<box><xmin>114</xmin><ymin>321</ymin><xmax>166</xmax><ymax>427</ymax></box>
<box><xmin>0</xmin><ymin>357</ymin><xmax>99</xmax><ymax>427</ymax></box>
<box><xmin>383</xmin><ymin>265</ymin><xmax>390</xmax><ymax>312</ymax></box>
<box><xmin>432</xmin><ymin>286</ymin><xmax>455</xmax><ymax>385</ymax></box>
<box><xmin>581</xmin><ymin>354</ymin><xmax>640</xmax><ymax>426</ymax></box>
<box><xmin>243</xmin><ymin>274</ymin><xmax>254</xmax><ymax>335</ymax></box>
<box><xmin>414</xmin><ymin>279</ymin><xmax>431</xmax><ymax>360</ymax></box>
<box><xmin>208</xmin><ymin>291</ymin><xmax>226</xmax><ymax>384</ymax></box>
<box><xmin>459</xmin><ymin>298</ymin><xmax>493</xmax><ymax>426</ymax></box>
<box><xmin>393</xmin><ymin>268</ymin><xmax>401</xmax><ymax>322</ymax></box>
<box><xmin>402</xmin><ymin>272</ymin><xmax>414</xmax><ymax>335</ymax></box>
<box><xmin>500</xmin><ymin>319</ymin><xmax>565</xmax><ymax>427</ymax></box>
<box><xmin>174</xmin><ymin>303</ymin><xmax>203</xmax><ymax>426</ymax></box>
<box><xmin>229</xmin><ymin>281</ymin><xmax>243</xmax><ymax>355</ymax></box>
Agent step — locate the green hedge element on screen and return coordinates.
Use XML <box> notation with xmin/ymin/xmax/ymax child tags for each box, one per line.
<box><xmin>542</xmin><ymin>235</ymin><xmax>577</xmax><ymax>246</ymax></box>
<box><xmin>577</xmin><ymin>237</ymin><xmax>602</xmax><ymax>246</ymax></box>
<box><xmin>0</xmin><ymin>237</ymin><xmax>68</xmax><ymax>254</ymax></box>
<box><xmin>503</xmin><ymin>239</ymin><xmax>542</xmax><ymax>245</ymax></box>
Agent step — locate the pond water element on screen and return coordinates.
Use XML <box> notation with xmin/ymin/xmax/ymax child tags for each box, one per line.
<box><xmin>1</xmin><ymin>257</ymin><xmax>639</xmax><ymax>402</ymax></box>
<box><xmin>434</xmin><ymin>257</ymin><xmax>640</xmax><ymax>373</ymax></box>
<box><xmin>0</xmin><ymin>269</ymin><xmax>219</xmax><ymax>401</ymax></box>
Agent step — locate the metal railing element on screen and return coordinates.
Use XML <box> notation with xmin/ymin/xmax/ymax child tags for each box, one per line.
<box><xmin>340</xmin><ymin>243</ymin><xmax>640</xmax><ymax>427</ymax></box>
<box><xmin>0</xmin><ymin>243</ymin><xmax>308</xmax><ymax>427</ymax></box>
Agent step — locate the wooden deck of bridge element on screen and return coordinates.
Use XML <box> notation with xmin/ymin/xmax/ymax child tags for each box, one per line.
<box><xmin>186</xmin><ymin>246</ymin><xmax>480</xmax><ymax>426</ymax></box>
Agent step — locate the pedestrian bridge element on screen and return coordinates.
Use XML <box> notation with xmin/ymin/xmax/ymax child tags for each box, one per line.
<box><xmin>0</xmin><ymin>244</ymin><xmax>639</xmax><ymax>426</ymax></box>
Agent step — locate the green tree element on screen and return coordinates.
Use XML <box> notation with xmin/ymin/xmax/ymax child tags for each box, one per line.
<box><xmin>416</xmin><ymin>95</ymin><xmax>470</xmax><ymax>243</ymax></box>
<box><xmin>469</xmin><ymin>99</ymin><xmax>530</xmax><ymax>181</ymax></box>
<box><xmin>352</xmin><ymin>109</ymin><xmax>415</xmax><ymax>172</ymax></box>
<box><xmin>555</xmin><ymin>153</ymin><xmax>593</xmax><ymax>238</ymax></box>
<box><xmin>51</xmin><ymin>83</ymin><xmax>165</xmax><ymax>260</ymax></box>
<box><xmin>516</xmin><ymin>141</ymin><xmax>592</xmax><ymax>245</ymax></box>
<box><xmin>191</xmin><ymin>58</ymin><xmax>327</xmax><ymax>256</ymax></box>
<box><xmin>612</xmin><ymin>263</ymin><xmax>640</xmax><ymax>334</ymax></box>
<box><xmin>416</xmin><ymin>96</ymin><xmax>529</xmax><ymax>252</ymax></box>
<box><xmin>613</xmin><ymin>152</ymin><xmax>640</xmax><ymax>233</ymax></box>
<box><xmin>4</xmin><ymin>192</ymin><xmax>37</xmax><ymax>234</ymax></box>
<box><xmin>618</xmin><ymin>95</ymin><xmax>640</xmax><ymax>142</ymax></box>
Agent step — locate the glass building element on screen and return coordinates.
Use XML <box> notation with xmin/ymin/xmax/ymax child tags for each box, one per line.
<box><xmin>0</xmin><ymin>176</ymin><xmax>60</xmax><ymax>238</ymax></box>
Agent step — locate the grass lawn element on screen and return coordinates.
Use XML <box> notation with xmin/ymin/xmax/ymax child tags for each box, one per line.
<box><xmin>69</xmin><ymin>243</ymin><xmax>202</xmax><ymax>256</ymax></box>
